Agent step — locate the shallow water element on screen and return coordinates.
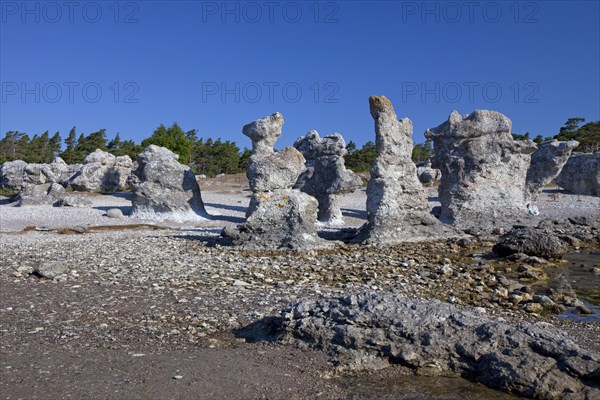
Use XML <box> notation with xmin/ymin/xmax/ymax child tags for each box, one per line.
<box><xmin>549</xmin><ymin>250</ymin><xmax>600</xmax><ymax>322</ymax></box>
<box><xmin>339</xmin><ymin>373</ymin><xmax>520</xmax><ymax>399</ymax></box>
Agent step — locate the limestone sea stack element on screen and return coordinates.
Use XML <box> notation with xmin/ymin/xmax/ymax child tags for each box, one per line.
<box><xmin>357</xmin><ymin>96</ymin><xmax>460</xmax><ymax>244</ymax></box>
<box><xmin>426</xmin><ymin>110</ymin><xmax>538</xmax><ymax>231</ymax></box>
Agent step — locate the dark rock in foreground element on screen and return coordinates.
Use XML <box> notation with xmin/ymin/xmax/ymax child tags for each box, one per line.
<box><xmin>247</xmin><ymin>292</ymin><xmax>600</xmax><ymax>399</ymax></box>
<box><xmin>493</xmin><ymin>226</ymin><xmax>567</xmax><ymax>259</ymax></box>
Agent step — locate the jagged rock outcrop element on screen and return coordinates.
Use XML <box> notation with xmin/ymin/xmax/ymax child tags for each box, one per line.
<box><xmin>0</xmin><ymin>160</ymin><xmax>27</xmax><ymax>190</ymax></box>
<box><xmin>69</xmin><ymin>149</ymin><xmax>133</xmax><ymax>192</ymax></box>
<box><xmin>15</xmin><ymin>182</ymin><xmax>65</xmax><ymax>206</ymax></box>
<box><xmin>357</xmin><ymin>96</ymin><xmax>459</xmax><ymax>244</ymax></box>
<box><xmin>416</xmin><ymin>159</ymin><xmax>441</xmax><ymax>187</ymax></box>
<box><xmin>250</xmin><ymin>292</ymin><xmax>600</xmax><ymax>399</ymax></box>
<box><xmin>234</xmin><ymin>113</ymin><xmax>329</xmax><ymax>250</ymax></box>
<box><xmin>555</xmin><ymin>152</ymin><xmax>600</xmax><ymax>196</ymax></box>
<box><xmin>130</xmin><ymin>145</ymin><xmax>208</xmax><ymax>221</ymax></box>
<box><xmin>526</xmin><ymin>140</ymin><xmax>579</xmax><ymax>200</ymax></box>
<box><xmin>294</xmin><ymin>131</ymin><xmax>362</xmax><ymax>224</ymax></box>
<box><xmin>426</xmin><ymin>110</ymin><xmax>538</xmax><ymax>231</ymax></box>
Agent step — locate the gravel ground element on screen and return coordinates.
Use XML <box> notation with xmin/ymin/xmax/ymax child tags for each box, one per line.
<box><xmin>1</xmin><ymin>186</ymin><xmax>598</xmax><ymax>233</ymax></box>
<box><xmin>0</xmin><ymin>186</ymin><xmax>598</xmax><ymax>399</ymax></box>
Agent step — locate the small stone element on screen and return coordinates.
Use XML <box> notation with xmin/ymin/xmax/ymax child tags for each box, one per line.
<box><xmin>106</xmin><ymin>208</ymin><xmax>124</xmax><ymax>219</ymax></box>
<box><xmin>524</xmin><ymin>302</ymin><xmax>543</xmax><ymax>314</ymax></box>
<box><xmin>172</xmin><ymin>375</ymin><xmax>183</xmax><ymax>380</ymax></box>
<box><xmin>33</xmin><ymin>262</ymin><xmax>68</xmax><ymax>279</ymax></box>
<box><xmin>575</xmin><ymin>305</ymin><xmax>593</xmax><ymax>315</ymax></box>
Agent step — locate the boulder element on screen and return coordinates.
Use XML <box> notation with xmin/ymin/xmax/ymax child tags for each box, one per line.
<box><xmin>493</xmin><ymin>226</ymin><xmax>567</xmax><ymax>259</ymax></box>
<box><xmin>294</xmin><ymin>131</ymin><xmax>362</xmax><ymax>224</ymax></box>
<box><xmin>106</xmin><ymin>208</ymin><xmax>125</xmax><ymax>219</ymax></box>
<box><xmin>69</xmin><ymin>149</ymin><xmax>133</xmax><ymax>192</ymax></box>
<box><xmin>22</xmin><ymin>163</ymin><xmax>58</xmax><ymax>186</ymax></box>
<box><xmin>357</xmin><ymin>96</ymin><xmax>460</xmax><ymax>244</ymax></box>
<box><xmin>555</xmin><ymin>152</ymin><xmax>600</xmax><ymax>196</ymax></box>
<box><xmin>131</xmin><ymin>145</ymin><xmax>208</xmax><ymax>221</ymax></box>
<box><xmin>525</xmin><ymin>140</ymin><xmax>579</xmax><ymax>200</ymax></box>
<box><xmin>15</xmin><ymin>182</ymin><xmax>65</xmax><ymax>206</ymax></box>
<box><xmin>257</xmin><ymin>292</ymin><xmax>600</xmax><ymax>399</ymax></box>
<box><xmin>426</xmin><ymin>110</ymin><xmax>538</xmax><ymax>231</ymax></box>
<box><xmin>0</xmin><ymin>160</ymin><xmax>27</xmax><ymax>190</ymax></box>
<box><xmin>416</xmin><ymin>159</ymin><xmax>441</xmax><ymax>187</ymax></box>
<box><xmin>50</xmin><ymin>157</ymin><xmax>81</xmax><ymax>187</ymax></box>
<box><xmin>236</xmin><ymin>113</ymin><xmax>327</xmax><ymax>250</ymax></box>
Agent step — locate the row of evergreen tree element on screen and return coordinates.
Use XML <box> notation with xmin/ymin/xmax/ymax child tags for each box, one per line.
<box><xmin>0</xmin><ymin>118</ymin><xmax>597</xmax><ymax>176</ymax></box>
<box><xmin>0</xmin><ymin>124</ymin><xmax>252</xmax><ymax>177</ymax></box>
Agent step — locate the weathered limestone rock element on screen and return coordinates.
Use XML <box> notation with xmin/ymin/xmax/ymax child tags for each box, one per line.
<box><xmin>235</xmin><ymin>190</ymin><xmax>328</xmax><ymax>250</ymax></box>
<box><xmin>236</xmin><ymin>113</ymin><xmax>328</xmax><ymax>250</ymax></box>
<box><xmin>426</xmin><ymin>110</ymin><xmax>538</xmax><ymax>231</ymax></box>
<box><xmin>525</xmin><ymin>140</ymin><xmax>579</xmax><ymax>200</ymax></box>
<box><xmin>131</xmin><ymin>145</ymin><xmax>208</xmax><ymax>221</ymax></box>
<box><xmin>247</xmin><ymin>147</ymin><xmax>306</xmax><ymax>193</ymax></box>
<box><xmin>416</xmin><ymin>159</ymin><xmax>441</xmax><ymax>187</ymax></box>
<box><xmin>1</xmin><ymin>157</ymin><xmax>81</xmax><ymax>192</ymax></box>
<box><xmin>294</xmin><ymin>131</ymin><xmax>362</xmax><ymax>224</ymax></box>
<box><xmin>258</xmin><ymin>292</ymin><xmax>600</xmax><ymax>399</ymax></box>
<box><xmin>0</xmin><ymin>160</ymin><xmax>27</xmax><ymax>190</ymax></box>
<box><xmin>357</xmin><ymin>96</ymin><xmax>459</xmax><ymax>244</ymax></box>
<box><xmin>243</xmin><ymin>113</ymin><xmax>306</xmax><ymax>193</ymax></box>
<box><xmin>555</xmin><ymin>152</ymin><xmax>600</xmax><ymax>196</ymax></box>
<box><xmin>22</xmin><ymin>163</ymin><xmax>58</xmax><ymax>186</ymax></box>
<box><xmin>49</xmin><ymin>157</ymin><xmax>81</xmax><ymax>187</ymax></box>
<box><xmin>69</xmin><ymin>149</ymin><xmax>133</xmax><ymax>192</ymax></box>
<box><xmin>15</xmin><ymin>182</ymin><xmax>65</xmax><ymax>206</ymax></box>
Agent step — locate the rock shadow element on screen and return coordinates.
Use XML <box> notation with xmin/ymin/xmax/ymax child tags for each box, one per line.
<box><xmin>234</xmin><ymin>316</ymin><xmax>284</xmax><ymax>343</ymax></box>
<box><xmin>207</xmin><ymin>214</ymin><xmax>246</xmax><ymax>224</ymax></box>
<box><xmin>204</xmin><ymin>202</ymin><xmax>248</xmax><ymax>214</ymax></box>
<box><xmin>317</xmin><ymin>227</ymin><xmax>359</xmax><ymax>242</ymax></box>
<box><xmin>341</xmin><ymin>208</ymin><xmax>367</xmax><ymax>220</ymax></box>
<box><xmin>102</xmin><ymin>192</ymin><xmax>134</xmax><ymax>200</ymax></box>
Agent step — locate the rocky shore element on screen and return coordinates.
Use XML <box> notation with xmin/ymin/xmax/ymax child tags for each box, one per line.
<box><xmin>1</xmin><ymin>201</ymin><xmax>598</xmax><ymax>398</ymax></box>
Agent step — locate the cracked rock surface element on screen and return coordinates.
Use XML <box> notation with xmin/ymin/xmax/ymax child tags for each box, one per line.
<box><xmin>267</xmin><ymin>291</ymin><xmax>600</xmax><ymax>399</ymax></box>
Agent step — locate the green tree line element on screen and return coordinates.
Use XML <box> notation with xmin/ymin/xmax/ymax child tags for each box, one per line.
<box><xmin>0</xmin><ymin>123</ymin><xmax>252</xmax><ymax>177</ymax></box>
<box><xmin>1</xmin><ymin>118</ymin><xmax>598</xmax><ymax>175</ymax></box>
<box><xmin>511</xmin><ymin>118</ymin><xmax>600</xmax><ymax>153</ymax></box>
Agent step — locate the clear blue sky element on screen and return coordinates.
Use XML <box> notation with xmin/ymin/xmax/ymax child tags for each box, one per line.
<box><xmin>1</xmin><ymin>0</ymin><xmax>599</xmax><ymax>149</ymax></box>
